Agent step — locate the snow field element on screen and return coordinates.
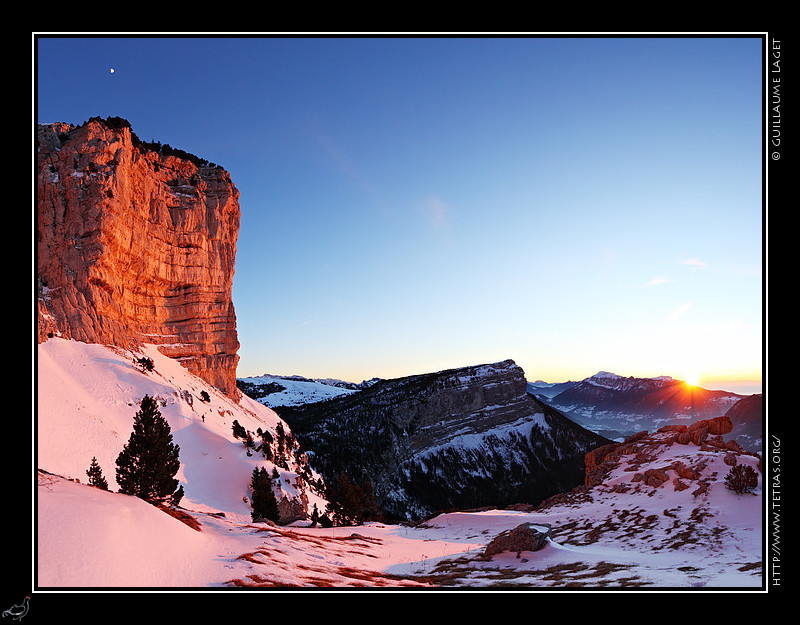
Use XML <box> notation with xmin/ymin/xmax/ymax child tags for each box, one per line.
<box><xmin>36</xmin><ymin>338</ymin><xmax>764</xmax><ymax>589</ymax></box>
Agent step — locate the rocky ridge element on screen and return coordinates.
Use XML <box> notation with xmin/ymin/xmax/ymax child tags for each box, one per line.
<box><xmin>37</xmin><ymin>117</ymin><xmax>241</xmax><ymax>397</ymax></box>
<box><xmin>581</xmin><ymin>415</ymin><xmax>752</xmax><ymax>488</ymax></box>
<box><xmin>276</xmin><ymin>359</ymin><xmax>611</xmax><ymax>521</ymax></box>
<box><xmin>523</xmin><ymin>415</ymin><xmax>762</xmax><ymax>515</ymax></box>
<box><xmin>464</xmin><ymin>416</ymin><xmax>764</xmax><ymax>586</ymax></box>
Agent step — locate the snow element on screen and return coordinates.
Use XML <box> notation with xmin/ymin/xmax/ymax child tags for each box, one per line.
<box><xmin>36</xmin><ymin>338</ymin><xmax>296</xmax><ymax>523</ymax></box>
<box><xmin>593</xmin><ymin>371</ymin><xmax>622</xmax><ymax>379</ymax></box>
<box><xmin>37</xmin><ymin>471</ymin><xmax>218</xmax><ymax>587</ymax></box>
<box><xmin>36</xmin><ymin>338</ymin><xmax>765</xmax><ymax>589</ymax></box>
<box><xmin>238</xmin><ymin>373</ymin><xmax>356</xmax><ymax>407</ymax></box>
<box><xmin>418</xmin><ymin>412</ymin><xmax>550</xmax><ymax>459</ymax></box>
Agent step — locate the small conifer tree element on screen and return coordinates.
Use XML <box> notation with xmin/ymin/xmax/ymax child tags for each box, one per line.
<box><xmin>86</xmin><ymin>456</ymin><xmax>109</xmax><ymax>490</ymax></box>
<box><xmin>250</xmin><ymin>466</ymin><xmax>280</xmax><ymax>523</ymax></box>
<box><xmin>171</xmin><ymin>484</ymin><xmax>185</xmax><ymax>507</ymax></box>
<box><xmin>231</xmin><ymin>419</ymin><xmax>247</xmax><ymax>439</ymax></box>
<box><xmin>136</xmin><ymin>356</ymin><xmax>154</xmax><ymax>373</ymax></box>
<box><xmin>115</xmin><ymin>395</ymin><xmax>181</xmax><ymax>505</ymax></box>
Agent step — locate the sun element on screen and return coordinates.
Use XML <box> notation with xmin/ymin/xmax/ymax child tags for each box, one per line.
<box><xmin>683</xmin><ymin>372</ymin><xmax>700</xmax><ymax>387</ymax></box>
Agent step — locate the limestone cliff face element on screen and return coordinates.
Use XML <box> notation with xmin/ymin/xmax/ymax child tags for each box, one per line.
<box><xmin>37</xmin><ymin>117</ymin><xmax>241</xmax><ymax>397</ymax></box>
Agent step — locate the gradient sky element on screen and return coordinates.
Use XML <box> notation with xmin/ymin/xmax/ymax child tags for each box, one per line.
<box><xmin>35</xmin><ymin>35</ymin><xmax>765</xmax><ymax>394</ymax></box>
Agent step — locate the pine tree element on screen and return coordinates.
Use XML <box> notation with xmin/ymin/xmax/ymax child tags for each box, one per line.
<box><xmin>276</xmin><ymin>422</ymin><xmax>285</xmax><ymax>456</ymax></box>
<box><xmin>244</xmin><ymin>432</ymin><xmax>255</xmax><ymax>455</ymax></box>
<box><xmin>135</xmin><ymin>356</ymin><xmax>154</xmax><ymax>373</ymax></box>
<box><xmin>231</xmin><ymin>419</ymin><xmax>247</xmax><ymax>439</ymax></box>
<box><xmin>115</xmin><ymin>395</ymin><xmax>182</xmax><ymax>505</ymax></box>
<box><xmin>324</xmin><ymin>472</ymin><xmax>380</xmax><ymax>526</ymax></box>
<box><xmin>86</xmin><ymin>456</ymin><xmax>108</xmax><ymax>490</ymax></box>
<box><xmin>250</xmin><ymin>466</ymin><xmax>280</xmax><ymax>523</ymax></box>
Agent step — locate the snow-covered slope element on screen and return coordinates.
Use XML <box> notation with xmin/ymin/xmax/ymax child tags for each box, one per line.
<box><xmin>37</xmin><ymin>338</ymin><xmax>326</xmax><ymax>524</ymax></box>
<box><xmin>35</xmin><ymin>339</ymin><xmax>764</xmax><ymax>589</ymax></box>
<box><xmin>237</xmin><ymin>373</ymin><xmax>358</xmax><ymax>407</ymax></box>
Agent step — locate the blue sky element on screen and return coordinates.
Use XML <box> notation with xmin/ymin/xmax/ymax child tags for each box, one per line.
<box><xmin>36</xmin><ymin>35</ymin><xmax>764</xmax><ymax>393</ymax></box>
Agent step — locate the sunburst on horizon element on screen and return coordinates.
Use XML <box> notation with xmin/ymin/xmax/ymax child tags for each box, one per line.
<box><xmin>683</xmin><ymin>372</ymin><xmax>701</xmax><ymax>387</ymax></box>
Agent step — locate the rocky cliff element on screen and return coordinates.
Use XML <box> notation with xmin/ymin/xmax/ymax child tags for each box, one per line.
<box><xmin>275</xmin><ymin>359</ymin><xmax>611</xmax><ymax>521</ymax></box>
<box><xmin>36</xmin><ymin>117</ymin><xmax>241</xmax><ymax>397</ymax></box>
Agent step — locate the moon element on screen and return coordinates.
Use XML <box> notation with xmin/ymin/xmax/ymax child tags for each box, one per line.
<box><xmin>110</xmin><ymin>68</ymin><xmax>115</xmax><ymax>74</ymax></box>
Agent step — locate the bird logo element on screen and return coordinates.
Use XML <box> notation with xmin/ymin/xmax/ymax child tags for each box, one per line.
<box><xmin>2</xmin><ymin>597</ymin><xmax>29</xmax><ymax>621</ymax></box>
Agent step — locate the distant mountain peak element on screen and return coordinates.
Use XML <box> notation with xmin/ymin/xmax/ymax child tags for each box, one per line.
<box><xmin>548</xmin><ymin>369</ymin><xmax>753</xmax><ymax>450</ymax></box>
<box><xmin>592</xmin><ymin>371</ymin><xmax>622</xmax><ymax>378</ymax></box>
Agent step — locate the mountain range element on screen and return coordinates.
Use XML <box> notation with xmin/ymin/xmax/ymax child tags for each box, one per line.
<box><xmin>233</xmin><ymin>366</ymin><xmax>763</xmax><ymax>522</ymax></box>
<box><xmin>241</xmin><ymin>368</ymin><xmax>763</xmax><ymax>455</ymax></box>
<box><xmin>527</xmin><ymin>371</ymin><xmax>761</xmax><ymax>451</ymax></box>
<box><xmin>268</xmin><ymin>360</ymin><xmax>610</xmax><ymax>521</ymax></box>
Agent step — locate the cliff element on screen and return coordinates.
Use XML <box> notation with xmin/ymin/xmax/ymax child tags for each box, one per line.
<box><xmin>36</xmin><ymin>117</ymin><xmax>241</xmax><ymax>397</ymax></box>
<box><xmin>276</xmin><ymin>359</ymin><xmax>611</xmax><ymax>520</ymax></box>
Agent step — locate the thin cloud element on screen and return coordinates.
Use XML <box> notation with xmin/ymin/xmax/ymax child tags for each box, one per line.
<box><xmin>644</xmin><ymin>276</ymin><xmax>672</xmax><ymax>287</ymax></box>
<box><xmin>287</xmin><ymin>320</ymin><xmax>312</xmax><ymax>333</ymax></box>
<box><xmin>423</xmin><ymin>196</ymin><xmax>452</xmax><ymax>232</ymax></box>
<box><xmin>680</xmin><ymin>258</ymin><xmax>707</xmax><ymax>269</ymax></box>
<box><xmin>306</xmin><ymin>118</ymin><xmax>390</xmax><ymax>215</ymax></box>
<box><xmin>668</xmin><ymin>302</ymin><xmax>692</xmax><ymax>321</ymax></box>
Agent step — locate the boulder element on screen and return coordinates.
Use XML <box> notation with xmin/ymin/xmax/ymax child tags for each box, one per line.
<box><xmin>484</xmin><ymin>523</ymin><xmax>552</xmax><ymax>557</ymax></box>
<box><xmin>689</xmin><ymin>416</ymin><xmax>733</xmax><ymax>436</ymax></box>
<box><xmin>691</xmin><ymin>426</ymin><xmax>709</xmax><ymax>446</ymax></box>
<box><xmin>672</xmin><ymin>461</ymin><xmax>701</xmax><ymax>481</ymax></box>
<box><xmin>585</xmin><ymin>443</ymin><xmax>621</xmax><ymax>470</ymax></box>
<box><xmin>643</xmin><ymin>468</ymin><xmax>669</xmax><ymax>488</ymax></box>
<box><xmin>658</xmin><ymin>424</ymin><xmax>688</xmax><ymax>433</ymax></box>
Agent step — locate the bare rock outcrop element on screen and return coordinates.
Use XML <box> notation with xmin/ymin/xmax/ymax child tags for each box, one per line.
<box><xmin>583</xmin><ymin>416</ymin><xmax>759</xmax><ymax>493</ymax></box>
<box><xmin>37</xmin><ymin>117</ymin><xmax>241</xmax><ymax>397</ymax></box>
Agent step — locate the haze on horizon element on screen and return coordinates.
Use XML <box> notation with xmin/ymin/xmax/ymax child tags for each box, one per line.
<box><xmin>35</xmin><ymin>34</ymin><xmax>764</xmax><ymax>396</ymax></box>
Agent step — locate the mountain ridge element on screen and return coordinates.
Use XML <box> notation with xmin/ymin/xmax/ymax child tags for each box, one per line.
<box><xmin>527</xmin><ymin>371</ymin><xmax>758</xmax><ymax>451</ymax></box>
<box><xmin>274</xmin><ymin>359</ymin><xmax>611</xmax><ymax>521</ymax></box>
